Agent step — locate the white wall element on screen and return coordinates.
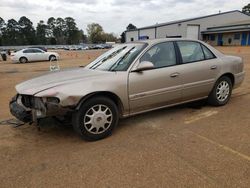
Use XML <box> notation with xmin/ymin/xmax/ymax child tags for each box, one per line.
<box><xmin>139</xmin><ymin>28</ymin><xmax>155</xmax><ymax>39</ymax></box>
<box><xmin>125</xmin><ymin>30</ymin><xmax>138</xmax><ymax>42</ymax></box>
<box><xmin>157</xmin><ymin>24</ymin><xmax>183</xmax><ymax>38</ymax></box>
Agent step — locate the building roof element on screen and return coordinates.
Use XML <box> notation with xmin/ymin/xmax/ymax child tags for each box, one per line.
<box><xmin>202</xmin><ymin>21</ymin><xmax>250</xmax><ymax>34</ymax></box>
<box><xmin>126</xmin><ymin>10</ymin><xmax>249</xmax><ymax>32</ymax></box>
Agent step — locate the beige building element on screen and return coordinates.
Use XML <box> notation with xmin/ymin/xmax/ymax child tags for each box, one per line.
<box><xmin>125</xmin><ymin>10</ymin><xmax>250</xmax><ymax>46</ymax></box>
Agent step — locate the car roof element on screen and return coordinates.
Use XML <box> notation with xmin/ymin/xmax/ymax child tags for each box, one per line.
<box><xmin>23</xmin><ymin>48</ymin><xmax>44</xmax><ymax>51</ymax></box>
<box><xmin>135</xmin><ymin>38</ymin><xmax>201</xmax><ymax>45</ymax></box>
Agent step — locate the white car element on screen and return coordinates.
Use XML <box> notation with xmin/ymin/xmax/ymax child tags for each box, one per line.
<box><xmin>11</xmin><ymin>48</ymin><xmax>59</xmax><ymax>63</ymax></box>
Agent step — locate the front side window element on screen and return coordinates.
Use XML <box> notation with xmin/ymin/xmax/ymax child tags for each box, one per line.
<box><xmin>140</xmin><ymin>42</ymin><xmax>176</xmax><ymax>68</ymax></box>
<box><xmin>177</xmin><ymin>41</ymin><xmax>205</xmax><ymax>63</ymax></box>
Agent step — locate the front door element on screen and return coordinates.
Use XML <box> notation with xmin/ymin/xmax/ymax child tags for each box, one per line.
<box><xmin>128</xmin><ymin>42</ymin><xmax>182</xmax><ymax>114</ymax></box>
<box><xmin>32</xmin><ymin>49</ymin><xmax>46</xmax><ymax>61</ymax></box>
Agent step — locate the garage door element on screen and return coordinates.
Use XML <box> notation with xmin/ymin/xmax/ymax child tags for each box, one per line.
<box><xmin>186</xmin><ymin>25</ymin><xmax>199</xmax><ymax>39</ymax></box>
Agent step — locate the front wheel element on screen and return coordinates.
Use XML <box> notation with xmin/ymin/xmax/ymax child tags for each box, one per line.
<box><xmin>72</xmin><ymin>97</ymin><xmax>119</xmax><ymax>141</ymax></box>
<box><xmin>208</xmin><ymin>76</ymin><xmax>232</xmax><ymax>106</ymax></box>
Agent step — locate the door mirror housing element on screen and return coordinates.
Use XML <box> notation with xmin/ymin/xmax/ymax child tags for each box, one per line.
<box><xmin>134</xmin><ymin>61</ymin><xmax>154</xmax><ymax>72</ymax></box>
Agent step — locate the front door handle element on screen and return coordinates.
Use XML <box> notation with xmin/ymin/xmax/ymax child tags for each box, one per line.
<box><xmin>211</xmin><ymin>65</ymin><xmax>217</xmax><ymax>70</ymax></box>
<box><xmin>170</xmin><ymin>73</ymin><xmax>180</xmax><ymax>78</ymax></box>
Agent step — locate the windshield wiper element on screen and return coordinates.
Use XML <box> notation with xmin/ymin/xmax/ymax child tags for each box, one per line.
<box><xmin>90</xmin><ymin>47</ymin><xmax>127</xmax><ymax>70</ymax></box>
<box><xmin>109</xmin><ymin>47</ymin><xmax>135</xmax><ymax>71</ymax></box>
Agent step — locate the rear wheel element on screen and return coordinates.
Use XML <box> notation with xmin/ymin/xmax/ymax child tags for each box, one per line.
<box><xmin>72</xmin><ymin>97</ymin><xmax>119</xmax><ymax>141</ymax></box>
<box><xmin>49</xmin><ymin>55</ymin><xmax>56</xmax><ymax>61</ymax></box>
<box><xmin>208</xmin><ymin>76</ymin><xmax>232</xmax><ymax>106</ymax></box>
<box><xmin>19</xmin><ymin>57</ymin><xmax>28</xmax><ymax>63</ymax></box>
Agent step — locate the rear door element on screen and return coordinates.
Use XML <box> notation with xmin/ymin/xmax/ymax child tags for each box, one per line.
<box><xmin>176</xmin><ymin>41</ymin><xmax>220</xmax><ymax>101</ymax></box>
<box><xmin>128</xmin><ymin>41</ymin><xmax>183</xmax><ymax>114</ymax></box>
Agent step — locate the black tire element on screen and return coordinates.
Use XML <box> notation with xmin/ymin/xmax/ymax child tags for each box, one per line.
<box><xmin>19</xmin><ymin>57</ymin><xmax>28</xmax><ymax>63</ymax></box>
<box><xmin>49</xmin><ymin>55</ymin><xmax>56</xmax><ymax>61</ymax></box>
<box><xmin>208</xmin><ymin>76</ymin><xmax>232</xmax><ymax>106</ymax></box>
<box><xmin>72</xmin><ymin>97</ymin><xmax>119</xmax><ymax>141</ymax></box>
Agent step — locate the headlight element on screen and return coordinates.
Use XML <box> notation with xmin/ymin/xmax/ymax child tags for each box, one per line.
<box><xmin>46</xmin><ymin>97</ymin><xmax>60</xmax><ymax>104</ymax></box>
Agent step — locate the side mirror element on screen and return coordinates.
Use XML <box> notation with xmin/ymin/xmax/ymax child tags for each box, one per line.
<box><xmin>134</xmin><ymin>61</ymin><xmax>154</xmax><ymax>72</ymax></box>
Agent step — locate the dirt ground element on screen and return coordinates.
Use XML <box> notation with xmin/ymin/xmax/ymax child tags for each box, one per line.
<box><xmin>0</xmin><ymin>47</ymin><xmax>249</xmax><ymax>187</ymax></box>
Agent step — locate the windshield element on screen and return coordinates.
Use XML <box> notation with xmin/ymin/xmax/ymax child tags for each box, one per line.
<box><xmin>86</xmin><ymin>43</ymin><xmax>146</xmax><ymax>71</ymax></box>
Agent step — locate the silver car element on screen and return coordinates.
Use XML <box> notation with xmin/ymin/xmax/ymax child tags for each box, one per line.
<box><xmin>10</xmin><ymin>39</ymin><xmax>245</xmax><ymax>141</ymax></box>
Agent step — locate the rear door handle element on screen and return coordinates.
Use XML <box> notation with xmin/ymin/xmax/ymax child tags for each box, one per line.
<box><xmin>211</xmin><ymin>65</ymin><xmax>217</xmax><ymax>70</ymax></box>
<box><xmin>170</xmin><ymin>73</ymin><xmax>180</xmax><ymax>78</ymax></box>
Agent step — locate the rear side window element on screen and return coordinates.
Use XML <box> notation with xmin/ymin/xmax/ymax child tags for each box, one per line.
<box><xmin>32</xmin><ymin>49</ymin><xmax>43</xmax><ymax>53</ymax></box>
<box><xmin>177</xmin><ymin>41</ymin><xmax>205</xmax><ymax>63</ymax></box>
<box><xmin>201</xmin><ymin>45</ymin><xmax>216</xmax><ymax>60</ymax></box>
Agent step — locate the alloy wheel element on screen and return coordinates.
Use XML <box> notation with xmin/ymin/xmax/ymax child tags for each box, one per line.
<box><xmin>84</xmin><ymin>105</ymin><xmax>113</xmax><ymax>134</ymax></box>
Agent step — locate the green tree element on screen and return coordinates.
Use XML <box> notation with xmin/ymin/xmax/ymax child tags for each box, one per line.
<box><xmin>120</xmin><ymin>31</ymin><xmax>126</xmax><ymax>43</ymax></box>
<box><xmin>103</xmin><ymin>32</ymin><xmax>117</xmax><ymax>42</ymax></box>
<box><xmin>87</xmin><ymin>23</ymin><xmax>105</xmax><ymax>43</ymax></box>
<box><xmin>242</xmin><ymin>3</ymin><xmax>250</xmax><ymax>14</ymax></box>
<box><xmin>18</xmin><ymin>16</ymin><xmax>36</xmax><ymax>45</ymax></box>
<box><xmin>47</xmin><ymin>17</ymin><xmax>56</xmax><ymax>37</ymax></box>
<box><xmin>79</xmin><ymin>29</ymin><xmax>88</xmax><ymax>43</ymax></box>
<box><xmin>2</xmin><ymin>19</ymin><xmax>20</xmax><ymax>45</ymax></box>
<box><xmin>0</xmin><ymin>17</ymin><xmax>5</xmax><ymax>45</ymax></box>
<box><xmin>47</xmin><ymin>17</ymin><xmax>56</xmax><ymax>44</ymax></box>
<box><xmin>36</xmin><ymin>20</ymin><xmax>47</xmax><ymax>45</ymax></box>
<box><xmin>54</xmin><ymin>17</ymin><xmax>66</xmax><ymax>44</ymax></box>
<box><xmin>65</xmin><ymin>17</ymin><xmax>80</xmax><ymax>44</ymax></box>
<box><xmin>126</xmin><ymin>23</ymin><xmax>137</xmax><ymax>31</ymax></box>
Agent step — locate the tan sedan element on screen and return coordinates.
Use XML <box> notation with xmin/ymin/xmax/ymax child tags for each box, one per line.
<box><xmin>10</xmin><ymin>39</ymin><xmax>245</xmax><ymax>141</ymax></box>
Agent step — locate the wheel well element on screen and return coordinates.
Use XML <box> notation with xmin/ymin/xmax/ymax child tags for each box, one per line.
<box><xmin>49</xmin><ymin>55</ymin><xmax>56</xmax><ymax>59</ymax></box>
<box><xmin>19</xmin><ymin>56</ymin><xmax>27</xmax><ymax>61</ymax></box>
<box><xmin>220</xmin><ymin>73</ymin><xmax>235</xmax><ymax>86</ymax></box>
<box><xmin>76</xmin><ymin>92</ymin><xmax>124</xmax><ymax>117</ymax></box>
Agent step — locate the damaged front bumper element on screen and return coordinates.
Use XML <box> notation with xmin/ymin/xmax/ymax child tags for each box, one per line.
<box><xmin>9</xmin><ymin>94</ymin><xmax>72</xmax><ymax>125</ymax></box>
<box><xmin>9</xmin><ymin>95</ymin><xmax>32</xmax><ymax>123</ymax></box>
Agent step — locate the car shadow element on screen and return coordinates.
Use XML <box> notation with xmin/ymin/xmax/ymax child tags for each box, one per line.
<box><xmin>117</xmin><ymin>99</ymin><xmax>207</xmax><ymax>130</ymax></box>
<box><xmin>12</xmin><ymin>99</ymin><xmax>207</xmax><ymax>142</ymax></box>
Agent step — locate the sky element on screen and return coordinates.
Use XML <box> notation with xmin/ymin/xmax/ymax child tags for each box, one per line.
<box><xmin>0</xmin><ymin>0</ymin><xmax>249</xmax><ymax>36</ymax></box>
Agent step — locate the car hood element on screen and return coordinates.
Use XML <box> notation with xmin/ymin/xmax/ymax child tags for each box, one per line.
<box><xmin>16</xmin><ymin>68</ymin><xmax>112</xmax><ymax>95</ymax></box>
